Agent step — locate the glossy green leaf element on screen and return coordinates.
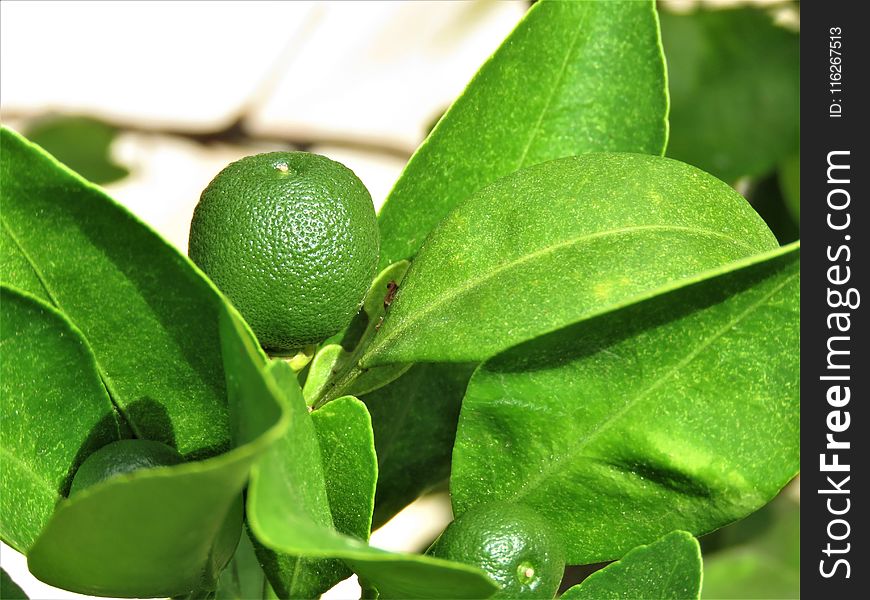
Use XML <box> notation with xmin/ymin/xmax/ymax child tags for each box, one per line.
<box><xmin>26</xmin><ymin>306</ymin><xmax>286</xmax><ymax>598</ymax></box>
<box><xmin>701</xmin><ymin>495</ymin><xmax>799</xmax><ymax>599</ymax></box>
<box><xmin>304</xmin><ymin>344</ymin><xmax>344</xmax><ymax>403</ymax></box>
<box><xmin>561</xmin><ymin>531</ymin><xmax>701</xmax><ymax>600</ymax></box>
<box><xmin>363</xmin><ymin>363</ymin><xmax>475</xmax><ymax>528</ymax></box>
<box><xmin>376</xmin><ymin>0</ymin><xmax>668</xmax><ymax>268</ymax></box>
<box><xmin>254</xmin><ymin>375</ymin><xmax>377</xmax><ymax>599</ymax></box>
<box><xmin>313</xmin><ymin>397</ymin><xmax>377</xmax><ymax>542</ymax></box>
<box><xmin>246</xmin><ymin>364</ymin><xmax>497</xmax><ymax>599</ymax></box>
<box><xmin>24</xmin><ymin>115</ymin><xmax>129</xmax><ymax>185</ymax></box>
<box><xmin>305</xmin><ymin>261</ymin><xmax>411</xmax><ymax>407</ymax></box>
<box><xmin>0</xmin><ymin>126</ymin><xmax>230</xmax><ymax>458</ymax></box>
<box><xmin>661</xmin><ymin>8</ymin><xmax>799</xmax><ymax>182</ymax></box>
<box><xmin>0</xmin><ymin>286</ymin><xmax>121</xmax><ymax>552</ymax></box>
<box><xmin>452</xmin><ymin>243</ymin><xmax>799</xmax><ymax>564</ymax></box>
<box><xmin>364</xmin><ymin>154</ymin><xmax>777</xmax><ymax>366</ymax></box>
<box><xmin>2</xmin><ymin>566</ymin><xmax>30</xmax><ymax>599</ymax></box>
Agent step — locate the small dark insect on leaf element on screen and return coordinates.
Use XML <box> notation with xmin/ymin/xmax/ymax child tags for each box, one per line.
<box><xmin>376</xmin><ymin>281</ymin><xmax>399</xmax><ymax>332</ymax></box>
<box><xmin>384</xmin><ymin>281</ymin><xmax>399</xmax><ymax>310</ymax></box>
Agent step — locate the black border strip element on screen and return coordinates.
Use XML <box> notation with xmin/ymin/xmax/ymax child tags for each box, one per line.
<box><xmin>802</xmin><ymin>2</ymin><xmax>868</xmax><ymax>595</ymax></box>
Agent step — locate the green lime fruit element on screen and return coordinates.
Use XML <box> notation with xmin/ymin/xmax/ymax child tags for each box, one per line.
<box><xmin>69</xmin><ymin>439</ymin><xmax>243</xmax><ymax>574</ymax></box>
<box><xmin>188</xmin><ymin>151</ymin><xmax>379</xmax><ymax>352</ymax></box>
<box><xmin>428</xmin><ymin>503</ymin><xmax>566</xmax><ymax>599</ymax></box>
<box><xmin>69</xmin><ymin>439</ymin><xmax>183</xmax><ymax>496</ymax></box>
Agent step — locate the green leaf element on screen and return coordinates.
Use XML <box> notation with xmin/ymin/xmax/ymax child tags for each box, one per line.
<box><xmin>254</xmin><ymin>374</ymin><xmax>377</xmax><ymax>599</ymax></box>
<box><xmin>305</xmin><ymin>261</ymin><xmax>411</xmax><ymax>407</ymax></box>
<box><xmin>24</xmin><ymin>115</ymin><xmax>129</xmax><ymax>185</ymax></box>
<box><xmin>313</xmin><ymin>397</ymin><xmax>377</xmax><ymax>542</ymax></box>
<box><xmin>0</xmin><ymin>286</ymin><xmax>121</xmax><ymax>552</ymax></box>
<box><xmin>25</xmin><ymin>306</ymin><xmax>286</xmax><ymax>598</ymax></box>
<box><xmin>216</xmin><ymin>530</ymin><xmax>269</xmax><ymax>600</ymax></box>
<box><xmin>1</xmin><ymin>568</ymin><xmax>29</xmax><ymax>600</ymax></box>
<box><xmin>246</xmin><ymin>364</ymin><xmax>498</xmax><ymax>599</ymax></box>
<box><xmin>364</xmin><ymin>154</ymin><xmax>777</xmax><ymax>367</ymax></box>
<box><xmin>0</xmin><ymin>126</ymin><xmax>231</xmax><ymax>458</ymax></box>
<box><xmin>561</xmin><ymin>531</ymin><xmax>702</xmax><ymax>600</ymax></box>
<box><xmin>363</xmin><ymin>363</ymin><xmax>475</xmax><ymax>529</ymax></box>
<box><xmin>251</xmin><ymin>361</ymin><xmax>346</xmax><ymax>599</ymax></box>
<box><xmin>452</xmin><ymin>243</ymin><xmax>799</xmax><ymax>564</ymax></box>
<box><xmin>303</xmin><ymin>344</ymin><xmax>345</xmax><ymax>403</ymax></box>
<box><xmin>376</xmin><ymin>0</ymin><xmax>668</xmax><ymax>268</ymax></box>
<box><xmin>661</xmin><ymin>8</ymin><xmax>799</xmax><ymax>183</ymax></box>
<box><xmin>701</xmin><ymin>495</ymin><xmax>799</xmax><ymax>599</ymax></box>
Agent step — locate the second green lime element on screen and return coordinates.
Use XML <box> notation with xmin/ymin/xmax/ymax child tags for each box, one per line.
<box><xmin>427</xmin><ymin>502</ymin><xmax>566</xmax><ymax>598</ymax></box>
<box><xmin>189</xmin><ymin>152</ymin><xmax>379</xmax><ymax>352</ymax></box>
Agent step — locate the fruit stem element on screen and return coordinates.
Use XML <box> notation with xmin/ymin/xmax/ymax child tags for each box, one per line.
<box><xmin>281</xmin><ymin>344</ymin><xmax>316</xmax><ymax>372</ymax></box>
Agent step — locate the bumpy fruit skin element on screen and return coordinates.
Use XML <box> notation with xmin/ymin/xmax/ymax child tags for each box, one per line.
<box><xmin>188</xmin><ymin>151</ymin><xmax>379</xmax><ymax>352</ymax></box>
<box><xmin>69</xmin><ymin>439</ymin><xmax>183</xmax><ymax>496</ymax></box>
<box><xmin>428</xmin><ymin>503</ymin><xmax>566</xmax><ymax>599</ymax></box>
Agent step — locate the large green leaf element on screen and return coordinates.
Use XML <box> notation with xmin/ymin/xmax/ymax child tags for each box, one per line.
<box><xmin>452</xmin><ymin>243</ymin><xmax>799</xmax><ymax>564</ymax></box>
<box><xmin>364</xmin><ymin>154</ymin><xmax>777</xmax><ymax>366</ymax></box>
<box><xmin>253</xmin><ymin>368</ymin><xmax>376</xmax><ymax>599</ymax></box>
<box><xmin>246</xmin><ymin>363</ymin><xmax>497</xmax><ymax>599</ymax></box>
<box><xmin>0</xmin><ymin>286</ymin><xmax>122</xmax><ymax>552</ymax></box>
<box><xmin>701</xmin><ymin>495</ymin><xmax>799</xmax><ymax>599</ymax></box>
<box><xmin>0</xmin><ymin>126</ymin><xmax>230</xmax><ymax>458</ymax></box>
<box><xmin>363</xmin><ymin>363</ymin><xmax>475</xmax><ymax>529</ymax></box>
<box><xmin>376</xmin><ymin>0</ymin><xmax>668</xmax><ymax>268</ymax></box>
<box><xmin>25</xmin><ymin>306</ymin><xmax>285</xmax><ymax>598</ymax></box>
<box><xmin>661</xmin><ymin>8</ymin><xmax>799</xmax><ymax>183</ymax></box>
<box><xmin>561</xmin><ymin>531</ymin><xmax>702</xmax><ymax>600</ymax></box>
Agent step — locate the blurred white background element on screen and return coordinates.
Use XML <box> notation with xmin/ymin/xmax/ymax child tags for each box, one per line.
<box><xmin>0</xmin><ymin>1</ymin><xmax>527</xmax><ymax>598</ymax></box>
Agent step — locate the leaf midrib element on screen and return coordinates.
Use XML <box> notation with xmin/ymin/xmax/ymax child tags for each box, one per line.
<box><xmin>364</xmin><ymin>224</ymin><xmax>758</xmax><ymax>364</ymax></box>
<box><xmin>514</xmin><ymin>5</ymin><xmax>588</xmax><ymax>170</ymax></box>
<box><xmin>0</xmin><ymin>232</ymin><xmax>134</xmax><ymax>439</ymax></box>
<box><xmin>2</xmin><ymin>211</ymin><xmax>219</xmax><ymax>439</ymax></box>
<box><xmin>500</xmin><ymin>270</ymin><xmax>798</xmax><ymax>505</ymax></box>
<box><xmin>1</xmin><ymin>216</ymin><xmax>59</xmax><ymax>307</ymax></box>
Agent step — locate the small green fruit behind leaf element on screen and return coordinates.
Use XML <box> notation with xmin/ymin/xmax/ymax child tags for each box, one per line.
<box><xmin>69</xmin><ymin>439</ymin><xmax>183</xmax><ymax>496</ymax></box>
<box><xmin>66</xmin><ymin>438</ymin><xmax>244</xmax><ymax>584</ymax></box>
<box><xmin>189</xmin><ymin>152</ymin><xmax>380</xmax><ymax>353</ymax></box>
<box><xmin>427</xmin><ymin>503</ymin><xmax>565</xmax><ymax>599</ymax></box>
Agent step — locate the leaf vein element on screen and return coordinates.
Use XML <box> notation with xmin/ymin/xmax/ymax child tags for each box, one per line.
<box><xmin>1</xmin><ymin>215</ymin><xmax>59</xmax><ymax>307</ymax></box>
<box><xmin>515</xmin><ymin>5</ymin><xmax>587</xmax><ymax>169</ymax></box>
<box><xmin>504</xmin><ymin>270</ymin><xmax>798</xmax><ymax>503</ymax></box>
<box><xmin>365</xmin><ymin>225</ymin><xmax>758</xmax><ymax>364</ymax></box>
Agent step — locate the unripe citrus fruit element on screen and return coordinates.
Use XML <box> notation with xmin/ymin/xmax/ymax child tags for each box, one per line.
<box><xmin>69</xmin><ymin>439</ymin><xmax>243</xmax><ymax>573</ymax></box>
<box><xmin>188</xmin><ymin>151</ymin><xmax>379</xmax><ymax>352</ymax></box>
<box><xmin>428</xmin><ymin>503</ymin><xmax>565</xmax><ymax>599</ymax></box>
<box><xmin>69</xmin><ymin>439</ymin><xmax>183</xmax><ymax>496</ymax></box>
